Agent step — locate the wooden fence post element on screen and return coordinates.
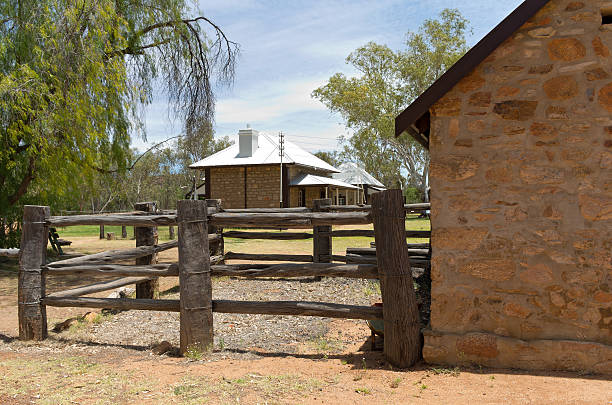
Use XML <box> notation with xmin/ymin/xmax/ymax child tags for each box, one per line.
<box><xmin>121</xmin><ymin>225</ymin><xmax>127</xmax><ymax>239</ymax></box>
<box><xmin>371</xmin><ymin>189</ymin><xmax>421</xmax><ymax>368</ymax></box>
<box><xmin>18</xmin><ymin>205</ymin><xmax>50</xmax><ymax>340</ymax></box>
<box><xmin>169</xmin><ymin>226</ymin><xmax>175</xmax><ymax>240</ymax></box>
<box><xmin>313</xmin><ymin>199</ymin><xmax>332</xmax><ymax>280</ymax></box>
<box><xmin>99</xmin><ymin>225</ymin><xmax>105</xmax><ymax>239</ymax></box>
<box><xmin>134</xmin><ymin>202</ymin><xmax>158</xmax><ymax>299</ymax></box>
<box><xmin>206</xmin><ymin>199</ymin><xmax>224</xmax><ymax>259</ymax></box>
<box><xmin>178</xmin><ymin>199</ymin><xmax>213</xmax><ymax>354</ymax></box>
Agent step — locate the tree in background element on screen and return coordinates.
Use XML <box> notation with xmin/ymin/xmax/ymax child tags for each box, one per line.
<box><xmin>313</xmin><ymin>9</ymin><xmax>469</xmax><ymax>197</ymax></box>
<box><xmin>0</xmin><ymin>0</ymin><xmax>237</xmax><ymax>247</ymax></box>
<box><xmin>314</xmin><ymin>151</ymin><xmax>341</xmax><ymax>168</ymax></box>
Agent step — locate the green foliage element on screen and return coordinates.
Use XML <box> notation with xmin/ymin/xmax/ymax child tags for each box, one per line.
<box><xmin>403</xmin><ymin>187</ymin><xmax>422</xmax><ymax>204</ymax></box>
<box><xmin>314</xmin><ymin>150</ymin><xmax>341</xmax><ymax>168</ymax></box>
<box><xmin>312</xmin><ymin>9</ymin><xmax>470</xmax><ymax>194</ymax></box>
<box><xmin>0</xmin><ymin>1</ymin><xmax>237</xmax><ymax>247</ymax></box>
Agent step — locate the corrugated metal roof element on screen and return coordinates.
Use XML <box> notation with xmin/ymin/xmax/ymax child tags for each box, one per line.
<box><xmin>332</xmin><ymin>162</ymin><xmax>385</xmax><ymax>188</ymax></box>
<box><xmin>189</xmin><ymin>132</ymin><xmax>339</xmax><ymax>173</ymax></box>
<box><xmin>290</xmin><ymin>174</ymin><xmax>358</xmax><ymax>189</ymax></box>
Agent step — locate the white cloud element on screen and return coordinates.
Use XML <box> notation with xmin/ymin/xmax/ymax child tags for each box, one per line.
<box><xmin>215</xmin><ymin>76</ymin><xmax>329</xmax><ymax>124</ymax></box>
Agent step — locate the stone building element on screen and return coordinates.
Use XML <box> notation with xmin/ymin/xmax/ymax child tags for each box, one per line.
<box><xmin>189</xmin><ymin>128</ymin><xmax>360</xmax><ymax>208</ymax></box>
<box><xmin>396</xmin><ymin>0</ymin><xmax>612</xmax><ymax>373</ymax></box>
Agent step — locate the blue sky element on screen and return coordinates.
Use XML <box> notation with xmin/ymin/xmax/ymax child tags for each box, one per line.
<box><xmin>137</xmin><ymin>0</ymin><xmax>524</xmax><ymax>153</ymax></box>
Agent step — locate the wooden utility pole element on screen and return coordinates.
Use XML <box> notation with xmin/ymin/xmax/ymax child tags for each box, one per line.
<box><xmin>371</xmin><ymin>189</ymin><xmax>421</xmax><ymax>368</ymax></box>
<box><xmin>178</xmin><ymin>199</ymin><xmax>213</xmax><ymax>354</ymax></box>
<box><xmin>134</xmin><ymin>202</ymin><xmax>158</xmax><ymax>299</ymax></box>
<box><xmin>18</xmin><ymin>205</ymin><xmax>50</xmax><ymax>340</ymax></box>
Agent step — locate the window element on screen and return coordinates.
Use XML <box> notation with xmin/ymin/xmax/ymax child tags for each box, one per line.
<box><xmin>338</xmin><ymin>195</ymin><xmax>346</xmax><ymax>205</ymax></box>
<box><xmin>298</xmin><ymin>188</ymin><xmax>306</xmax><ymax>207</ymax></box>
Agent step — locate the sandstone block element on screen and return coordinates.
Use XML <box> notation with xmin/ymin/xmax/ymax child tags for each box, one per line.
<box><xmin>564</xmin><ymin>1</ymin><xmax>584</xmax><ymax>11</ymax></box>
<box><xmin>485</xmin><ymin>166</ymin><xmax>512</xmax><ymax>183</ymax></box>
<box><xmin>459</xmin><ymin>259</ymin><xmax>516</xmax><ymax>281</ymax></box>
<box><xmin>431</xmin><ymin>96</ymin><xmax>462</xmax><ymax>116</ymax></box>
<box><xmin>593</xmin><ymin>37</ymin><xmax>610</xmax><ymax>58</ymax></box>
<box><xmin>504</xmin><ymin>302</ymin><xmax>532</xmax><ymax>319</ymax></box>
<box><xmin>468</xmin><ymin>91</ymin><xmax>491</xmax><ymax>107</ymax></box>
<box><xmin>430</xmin><ymin>156</ymin><xmax>480</xmax><ymax>181</ymax></box>
<box><xmin>598</xmin><ymin>82</ymin><xmax>612</xmax><ymax>112</ymax></box>
<box><xmin>519</xmin><ymin>263</ymin><xmax>554</xmax><ymax>285</ymax></box>
<box><xmin>456</xmin><ymin>333</ymin><xmax>499</xmax><ymax>358</ymax></box>
<box><xmin>448</xmin><ymin>118</ymin><xmax>460</xmax><ymax>137</ymax></box>
<box><xmin>543</xmin><ymin>75</ymin><xmax>578</xmax><ymax>100</ymax></box>
<box><xmin>528</xmin><ymin>64</ymin><xmax>553</xmax><ymax>74</ymax></box>
<box><xmin>433</xmin><ymin>227</ymin><xmax>488</xmax><ymax>250</ymax></box>
<box><xmin>586</xmin><ymin>67</ymin><xmax>610</xmax><ymax>81</ymax></box>
<box><xmin>457</xmin><ymin>70</ymin><xmax>486</xmax><ymax>93</ymax></box>
<box><xmin>547</xmin><ymin>38</ymin><xmax>586</xmax><ymax>61</ymax></box>
<box><xmin>545</xmin><ymin>106</ymin><xmax>568</xmax><ymax>120</ymax></box>
<box><xmin>519</xmin><ymin>165</ymin><xmax>564</xmax><ymax>184</ymax></box>
<box><xmin>578</xmin><ymin>193</ymin><xmax>612</xmax><ymax>221</ymax></box>
<box><xmin>493</xmin><ymin>100</ymin><xmax>538</xmax><ymax>121</ymax></box>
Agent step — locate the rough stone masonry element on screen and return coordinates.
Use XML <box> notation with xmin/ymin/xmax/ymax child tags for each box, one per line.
<box><xmin>424</xmin><ymin>0</ymin><xmax>612</xmax><ymax>373</ymax></box>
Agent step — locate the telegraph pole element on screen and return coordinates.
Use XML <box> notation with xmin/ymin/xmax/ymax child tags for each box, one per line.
<box><xmin>279</xmin><ymin>131</ymin><xmax>285</xmax><ymax>208</ymax></box>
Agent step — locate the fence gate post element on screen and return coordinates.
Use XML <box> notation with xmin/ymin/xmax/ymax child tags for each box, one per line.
<box><xmin>18</xmin><ymin>205</ymin><xmax>50</xmax><ymax>340</ymax></box>
<box><xmin>134</xmin><ymin>202</ymin><xmax>159</xmax><ymax>299</ymax></box>
<box><xmin>206</xmin><ymin>199</ymin><xmax>224</xmax><ymax>259</ymax></box>
<box><xmin>371</xmin><ymin>189</ymin><xmax>421</xmax><ymax>368</ymax></box>
<box><xmin>178</xmin><ymin>199</ymin><xmax>213</xmax><ymax>354</ymax></box>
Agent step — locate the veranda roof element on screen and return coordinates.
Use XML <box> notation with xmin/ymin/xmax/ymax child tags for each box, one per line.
<box><xmin>332</xmin><ymin>162</ymin><xmax>385</xmax><ymax>188</ymax></box>
<box><xmin>289</xmin><ymin>174</ymin><xmax>358</xmax><ymax>189</ymax></box>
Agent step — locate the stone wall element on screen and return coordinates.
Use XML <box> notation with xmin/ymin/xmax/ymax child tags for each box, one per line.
<box><xmin>246</xmin><ymin>165</ymin><xmax>281</xmax><ymax>208</ymax></box>
<box><xmin>426</xmin><ymin>0</ymin><xmax>612</xmax><ymax>373</ymax></box>
<box><xmin>209</xmin><ymin>167</ymin><xmax>245</xmax><ymax>209</ymax></box>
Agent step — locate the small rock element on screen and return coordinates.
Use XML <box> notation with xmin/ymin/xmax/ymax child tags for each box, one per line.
<box><xmin>52</xmin><ymin>317</ymin><xmax>79</xmax><ymax>333</ymax></box>
<box><xmin>152</xmin><ymin>341</ymin><xmax>173</xmax><ymax>355</ymax></box>
<box><xmin>83</xmin><ymin>311</ymin><xmax>99</xmax><ymax>323</ymax></box>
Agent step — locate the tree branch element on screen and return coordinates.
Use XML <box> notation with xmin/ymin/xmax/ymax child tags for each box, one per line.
<box><xmin>8</xmin><ymin>157</ymin><xmax>35</xmax><ymax>205</ymax></box>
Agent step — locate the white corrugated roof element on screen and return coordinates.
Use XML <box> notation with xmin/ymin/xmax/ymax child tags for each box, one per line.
<box><xmin>332</xmin><ymin>162</ymin><xmax>385</xmax><ymax>188</ymax></box>
<box><xmin>190</xmin><ymin>132</ymin><xmax>339</xmax><ymax>173</ymax></box>
<box><xmin>290</xmin><ymin>174</ymin><xmax>358</xmax><ymax>189</ymax></box>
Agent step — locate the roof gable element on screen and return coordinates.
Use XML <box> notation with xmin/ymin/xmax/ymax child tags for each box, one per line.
<box><xmin>394</xmin><ymin>0</ymin><xmax>550</xmax><ymax>149</ymax></box>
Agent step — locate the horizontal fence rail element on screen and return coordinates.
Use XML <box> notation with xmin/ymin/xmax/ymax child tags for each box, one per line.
<box><xmin>323</xmin><ymin>203</ymin><xmax>430</xmax><ymax>213</ymax></box>
<box><xmin>223</xmin><ymin>231</ymin><xmax>313</xmax><ymax>240</ymax></box>
<box><xmin>209</xmin><ymin>212</ymin><xmax>372</xmax><ymax>228</ymax></box>
<box><xmin>224</xmin><ymin>252</ymin><xmax>314</xmax><ymax>262</ymax></box>
<box><xmin>211</xmin><ymin>263</ymin><xmax>378</xmax><ymax>279</ymax></box>
<box><xmin>43</xmin><ymin>263</ymin><xmax>178</xmax><ymax>277</ymax></box>
<box><xmin>42</xmin><ymin>297</ymin><xmax>383</xmax><ymax>320</ymax></box>
<box><xmin>43</xmin><ymin>296</ymin><xmax>180</xmax><ymax>312</ymax></box>
<box><xmin>46</xmin><ymin>277</ymin><xmax>152</xmax><ymax>298</ymax></box>
<box><xmin>47</xmin><ymin>214</ymin><xmax>178</xmax><ymax>227</ymax></box>
<box><xmin>47</xmin><ymin>241</ymin><xmax>178</xmax><ymax>268</ymax></box>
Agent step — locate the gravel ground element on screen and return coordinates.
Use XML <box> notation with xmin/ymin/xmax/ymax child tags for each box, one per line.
<box><xmin>58</xmin><ymin>276</ymin><xmax>381</xmax><ymax>360</ymax></box>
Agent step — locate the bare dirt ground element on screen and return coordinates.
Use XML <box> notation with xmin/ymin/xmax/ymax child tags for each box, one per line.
<box><xmin>0</xmin><ymin>232</ymin><xmax>611</xmax><ymax>404</ymax></box>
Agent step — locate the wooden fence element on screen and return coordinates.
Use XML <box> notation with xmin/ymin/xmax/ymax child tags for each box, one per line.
<box><xmin>17</xmin><ymin>190</ymin><xmax>429</xmax><ymax>368</ymax></box>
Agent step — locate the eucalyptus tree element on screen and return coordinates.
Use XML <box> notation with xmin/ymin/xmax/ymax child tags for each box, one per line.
<box><xmin>313</xmin><ymin>9</ymin><xmax>469</xmax><ymax>196</ymax></box>
<box><xmin>0</xmin><ymin>0</ymin><xmax>237</xmax><ymax>246</ymax></box>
